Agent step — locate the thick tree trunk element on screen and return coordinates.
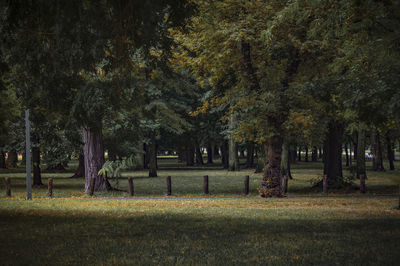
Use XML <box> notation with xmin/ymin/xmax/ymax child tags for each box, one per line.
<box><xmin>228</xmin><ymin>138</ymin><xmax>240</xmax><ymax>171</ymax></box>
<box><xmin>280</xmin><ymin>142</ymin><xmax>292</xmax><ymax>179</ymax></box>
<box><xmin>0</xmin><ymin>150</ymin><xmax>6</xmax><ymax>168</ymax></box>
<box><xmin>195</xmin><ymin>142</ymin><xmax>204</xmax><ymax>165</ymax></box>
<box><xmin>32</xmin><ymin>146</ymin><xmax>43</xmax><ymax>186</ymax></box>
<box><xmin>6</xmin><ymin>149</ymin><xmax>18</xmax><ymax>168</ymax></box>
<box><xmin>71</xmin><ymin>153</ymin><xmax>85</xmax><ymax>178</ymax></box>
<box><xmin>260</xmin><ymin>135</ymin><xmax>283</xmax><ymax>197</ymax></box>
<box><xmin>357</xmin><ymin>129</ymin><xmax>367</xmax><ymax>179</ymax></box>
<box><xmin>386</xmin><ymin>134</ymin><xmax>395</xmax><ymax>170</ymax></box>
<box><xmin>221</xmin><ymin>140</ymin><xmax>229</xmax><ymax>169</ymax></box>
<box><xmin>311</xmin><ymin>146</ymin><xmax>318</xmax><ymax>162</ymax></box>
<box><xmin>246</xmin><ymin>142</ymin><xmax>255</xmax><ymax>168</ymax></box>
<box><xmin>148</xmin><ymin>134</ymin><xmax>157</xmax><ymax>177</ymax></box>
<box><xmin>207</xmin><ymin>144</ymin><xmax>213</xmax><ymax>164</ymax></box>
<box><xmin>323</xmin><ymin>123</ymin><xmax>344</xmax><ymax>183</ymax></box>
<box><xmin>372</xmin><ymin>130</ymin><xmax>384</xmax><ymax>171</ymax></box>
<box><xmin>82</xmin><ymin>127</ymin><xmax>111</xmax><ymax>192</ymax></box>
<box><xmin>186</xmin><ymin>145</ymin><xmax>195</xmax><ymax>166</ymax></box>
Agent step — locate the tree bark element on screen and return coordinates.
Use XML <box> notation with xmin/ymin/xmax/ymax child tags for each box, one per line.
<box><xmin>357</xmin><ymin>129</ymin><xmax>367</xmax><ymax>179</ymax></box>
<box><xmin>345</xmin><ymin>144</ymin><xmax>349</xmax><ymax>167</ymax></box>
<box><xmin>0</xmin><ymin>150</ymin><xmax>6</xmax><ymax>168</ymax></box>
<box><xmin>71</xmin><ymin>153</ymin><xmax>85</xmax><ymax>178</ymax></box>
<box><xmin>213</xmin><ymin>145</ymin><xmax>220</xmax><ymax>158</ymax></box>
<box><xmin>148</xmin><ymin>133</ymin><xmax>157</xmax><ymax>177</ymax></box>
<box><xmin>372</xmin><ymin>129</ymin><xmax>384</xmax><ymax>171</ymax></box>
<box><xmin>82</xmin><ymin>127</ymin><xmax>111</xmax><ymax>192</ymax></box>
<box><xmin>221</xmin><ymin>140</ymin><xmax>229</xmax><ymax>169</ymax></box>
<box><xmin>32</xmin><ymin>146</ymin><xmax>43</xmax><ymax>186</ymax></box>
<box><xmin>289</xmin><ymin>145</ymin><xmax>297</xmax><ymax>164</ymax></box>
<box><xmin>280</xmin><ymin>141</ymin><xmax>292</xmax><ymax>179</ymax></box>
<box><xmin>311</xmin><ymin>146</ymin><xmax>318</xmax><ymax>161</ymax></box>
<box><xmin>6</xmin><ymin>149</ymin><xmax>18</xmax><ymax>168</ymax></box>
<box><xmin>260</xmin><ymin>135</ymin><xmax>283</xmax><ymax>197</ymax></box>
<box><xmin>143</xmin><ymin>143</ymin><xmax>149</xmax><ymax>169</ymax></box>
<box><xmin>386</xmin><ymin>134</ymin><xmax>395</xmax><ymax>170</ymax></box>
<box><xmin>228</xmin><ymin>138</ymin><xmax>239</xmax><ymax>171</ymax></box>
<box><xmin>246</xmin><ymin>142</ymin><xmax>255</xmax><ymax>168</ymax></box>
<box><xmin>186</xmin><ymin>145</ymin><xmax>195</xmax><ymax>166</ymax></box>
<box><xmin>195</xmin><ymin>142</ymin><xmax>204</xmax><ymax>165</ymax></box>
<box><xmin>323</xmin><ymin>123</ymin><xmax>344</xmax><ymax>183</ymax></box>
<box><xmin>206</xmin><ymin>144</ymin><xmax>213</xmax><ymax>164</ymax></box>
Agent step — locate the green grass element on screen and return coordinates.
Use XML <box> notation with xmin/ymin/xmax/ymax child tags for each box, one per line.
<box><xmin>0</xmin><ymin>197</ymin><xmax>399</xmax><ymax>265</ymax></box>
<box><xmin>0</xmin><ymin>158</ymin><xmax>399</xmax><ymax>265</ymax></box>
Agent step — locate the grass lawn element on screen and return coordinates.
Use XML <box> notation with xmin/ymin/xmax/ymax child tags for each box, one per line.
<box><xmin>0</xmin><ymin>158</ymin><xmax>399</xmax><ymax>265</ymax></box>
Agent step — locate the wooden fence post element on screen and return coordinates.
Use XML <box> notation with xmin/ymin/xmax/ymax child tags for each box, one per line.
<box><xmin>166</xmin><ymin>176</ymin><xmax>172</xmax><ymax>196</ymax></box>
<box><xmin>323</xmin><ymin>174</ymin><xmax>328</xmax><ymax>194</ymax></box>
<box><xmin>283</xmin><ymin>175</ymin><xmax>288</xmax><ymax>194</ymax></box>
<box><xmin>360</xmin><ymin>174</ymin><xmax>366</xmax><ymax>194</ymax></box>
<box><xmin>4</xmin><ymin>178</ymin><xmax>11</xmax><ymax>197</ymax></box>
<box><xmin>128</xmin><ymin>177</ymin><xmax>134</xmax><ymax>196</ymax></box>
<box><xmin>203</xmin><ymin>175</ymin><xmax>209</xmax><ymax>194</ymax></box>
<box><xmin>89</xmin><ymin>178</ymin><xmax>95</xmax><ymax>196</ymax></box>
<box><xmin>48</xmin><ymin>178</ymin><xmax>53</xmax><ymax>197</ymax></box>
<box><xmin>244</xmin><ymin>175</ymin><xmax>249</xmax><ymax>195</ymax></box>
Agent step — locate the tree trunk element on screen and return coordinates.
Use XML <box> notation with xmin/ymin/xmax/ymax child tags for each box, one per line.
<box><xmin>372</xmin><ymin>130</ymin><xmax>384</xmax><ymax>171</ymax></box>
<box><xmin>143</xmin><ymin>143</ymin><xmax>149</xmax><ymax>169</ymax></box>
<box><xmin>323</xmin><ymin>123</ymin><xmax>344</xmax><ymax>183</ymax></box>
<box><xmin>280</xmin><ymin>142</ymin><xmax>292</xmax><ymax>179</ymax></box>
<box><xmin>357</xmin><ymin>129</ymin><xmax>367</xmax><ymax>179</ymax></box>
<box><xmin>221</xmin><ymin>140</ymin><xmax>229</xmax><ymax>169</ymax></box>
<box><xmin>6</xmin><ymin>149</ymin><xmax>18</xmax><ymax>168</ymax></box>
<box><xmin>0</xmin><ymin>150</ymin><xmax>6</xmax><ymax>168</ymax></box>
<box><xmin>83</xmin><ymin>127</ymin><xmax>111</xmax><ymax>192</ymax></box>
<box><xmin>71</xmin><ymin>153</ymin><xmax>85</xmax><ymax>178</ymax></box>
<box><xmin>386</xmin><ymin>134</ymin><xmax>395</xmax><ymax>170</ymax></box>
<box><xmin>148</xmin><ymin>134</ymin><xmax>157</xmax><ymax>177</ymax></box>
<box><xmin>255</xmin><ymin>144</ymin><xmax>266</xmax><ymax>173</ymax></box>
<box><xmin>213</xmin><ymin>145</ymin><xmax>220</xmax><ymax>158</ymax></box>
<box><xmin>318</xmin><ymin>146</ymin><xmax>323</xmax><ymax>159</ymax></box>
<box><xmin>228</xmin><ymin>138</ymin><xmax>239</xmax><ymax>171</ymax></box>
<box><xmin>246</xmin><ymin>142</ymin><xmax>255</xmax><ymax>168</ymax></box>
<box><xmin>311</xmin><ymin>146</ymin><xmax>318</xmax><ymax>162</ymax></box>
<box><xmin>207</xmin><ymin>144</ymin><xmax>213</xmax><ymax>164</ymax></box>
<box><xmin>297</xmin><ymin>146</ymin><xmax>301</xmax><ymax>161</ymax></box>
<box><xmin>260</xmin><ymin>135</ymin><xmax>283</xmax><ymax>197</ymax></box>
<box><xmin>186</xmin><ymin>145</ymin><xmax>195</xmax><ymax>166</ymax></box>
<box><xmin>305</xmin><ymin>146</ymin><xmax>309</xmax><ymax>162</ymax></box>
<box><xmin>289</xmin><ymin>145</ymin><xmax>297</xmax><ymax>164</ymax></box>
<box><xmin>32</xmin><ymin>146</ymin><xmax>43</xmax><ymax>186</ymax></box>
<box><xmin>195</xmin><ymin>142</ymin><xmax>204</xmax><ymax>165</ymax></box>
<box><xmin>345</xmin><ymin>144</ymin><xmax>349</xmax><ymax>167</ymax></box>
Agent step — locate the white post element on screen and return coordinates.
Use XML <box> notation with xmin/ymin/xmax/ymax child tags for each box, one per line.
<box><xmin>26</xmin><ymin>109</ymin><xmax>32</xmax><ymax>200</ymax></box>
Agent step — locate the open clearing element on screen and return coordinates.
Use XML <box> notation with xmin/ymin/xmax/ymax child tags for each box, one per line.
<box><xmin>1</xmin><ymin>159</ymin><xmax>399</xmax><ymax>265</ymax></box>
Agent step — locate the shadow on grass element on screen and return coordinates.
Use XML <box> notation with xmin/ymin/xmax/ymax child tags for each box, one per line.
<box><xmin>0</xmin><ymin>210</ymin><xmax>399</xmax><ymax>265</ymax></box>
